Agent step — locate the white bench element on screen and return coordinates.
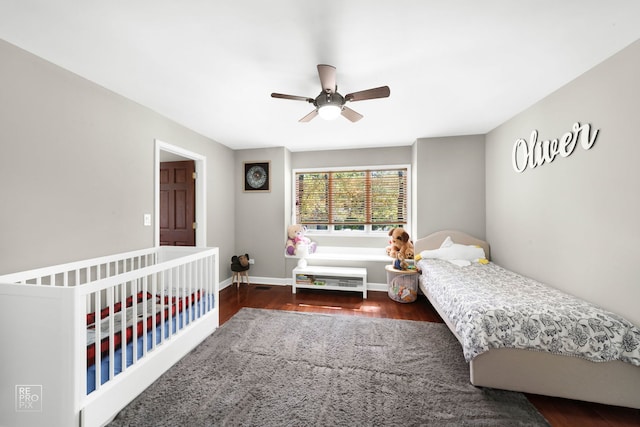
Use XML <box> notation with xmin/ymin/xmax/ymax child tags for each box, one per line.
<box><xmin>292</xmin><ymin>265</ymin><xmax>368</xmax><ymax>298</ymax></box>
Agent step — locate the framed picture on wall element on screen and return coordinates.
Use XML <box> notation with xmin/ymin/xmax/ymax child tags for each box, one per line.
<box><xmin>243</xmin><ymin>161</ymin><xmax>270</xmax><ymax>192</ymax></box>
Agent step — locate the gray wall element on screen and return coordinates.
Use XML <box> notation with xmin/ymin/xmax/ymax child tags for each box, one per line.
<box><xmin>0</xmin><ymin>39</ymin><xmax>235</xmax><ymax>274</ymax></box>
<box><xmin>233</xmin><ymin>147</ymin><xmax>289</xmax><ymax>279</ymax></box>
<box><xmin>486</xmin><ymin>39</ymin><xmax>640</xmax><ymax>325</ymax></box>
<box><xmin>292</xmin><ymin>146</ymin><xmax>412</xmax><ymax>169</ymax></box>
<box><xmin>413</xmin><ymin>135</ymin><xmax>486</xmax><ymax>240</ymax></box>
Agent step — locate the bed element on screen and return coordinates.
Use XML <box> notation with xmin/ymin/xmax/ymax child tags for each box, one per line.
<box><xmin>414</xmin><ymin>230</ymin><xmax>640</xmax><ymax>409</ymax></box>
<box><xmin>0</xmin><ymin>246</ymin><xmax>219</xmax><ymax>427</ymax></box>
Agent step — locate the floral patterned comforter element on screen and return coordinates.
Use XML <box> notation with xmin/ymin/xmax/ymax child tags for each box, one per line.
<box><xmin>416</xmin><ymin>259</ymin><xmax>640</xmax><ymax>366</ymax></box>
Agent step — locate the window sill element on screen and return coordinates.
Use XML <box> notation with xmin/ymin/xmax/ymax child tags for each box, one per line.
<box><xmin>285</xmin><ymin>246</ymin><xmax>393</xmax><ymax>263</ymax></box>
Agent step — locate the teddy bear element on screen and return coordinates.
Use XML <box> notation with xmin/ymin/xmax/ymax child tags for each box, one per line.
<box><xmin>230</xmin><ymin>254</ymin><xmax>250</xmax><ymax>272</ymax></box>
<box><xmin>386</xmin><ymin>227</ymin><xmax>414</xmax><ymax>260</ymax></box>
<box><xmin>286</xmin><ymin>224</ymin><xmax>317</xmax><ymax>256</ymax></box>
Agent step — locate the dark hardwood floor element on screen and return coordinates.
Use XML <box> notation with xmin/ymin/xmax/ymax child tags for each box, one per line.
<box><xmin>219</xmin><ymin>283</ymin><xmax>640</xmax><ymax>427</ymax></box>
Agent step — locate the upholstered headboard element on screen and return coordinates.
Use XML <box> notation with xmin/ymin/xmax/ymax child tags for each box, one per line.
<box><xmin>413</xmin><ymin>230</ymin><xmax>491</xmax><ymax>261</ymax></box>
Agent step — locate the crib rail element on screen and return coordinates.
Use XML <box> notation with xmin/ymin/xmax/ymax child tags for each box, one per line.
<box><xmin>0</xmin><ymin>247</ymin><xmax>159</xmax><ymax>287</ymax></box>
<box><xmin>0</xmin><ymin>246</ymin><xmax>219</xmax><ymax>427</ymax></box>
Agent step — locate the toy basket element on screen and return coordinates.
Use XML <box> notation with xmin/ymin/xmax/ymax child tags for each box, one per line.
<box><xmin>386</xmin><ymin>266</ymin><xmax>419</xmax><ymax>303</ymax></box>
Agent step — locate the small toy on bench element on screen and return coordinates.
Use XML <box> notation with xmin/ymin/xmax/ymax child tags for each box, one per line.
<box><xmin>231</xmin><ymin>253</ymin><xmax>250</xmax><ymax>288</ymax></box>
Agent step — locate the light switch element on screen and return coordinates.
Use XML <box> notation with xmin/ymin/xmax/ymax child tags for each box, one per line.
<box><xmin>143</xmin><ymin>214</ymin><xmax>152</xmax><ymax>226</ymax></box>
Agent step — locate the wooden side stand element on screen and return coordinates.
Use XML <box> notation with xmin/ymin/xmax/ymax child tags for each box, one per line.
<box><xmin>232</xmin><ymin>270</ymin><xmax>250</xmax><ymax>288</ymax></box>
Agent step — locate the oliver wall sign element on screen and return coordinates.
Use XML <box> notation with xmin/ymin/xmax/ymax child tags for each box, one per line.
<box><xmin>512</xmin><ymin>122</ymin><xmax>599</xmax><ymax>173</ymax></box>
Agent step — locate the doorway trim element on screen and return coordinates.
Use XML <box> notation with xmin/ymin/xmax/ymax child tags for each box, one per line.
<box><xmin>154</xmin><ymin>139</ymin><xmax>207</xmax><ymax>247</ymax></box>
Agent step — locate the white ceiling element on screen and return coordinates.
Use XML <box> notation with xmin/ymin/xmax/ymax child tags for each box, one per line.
<box><xmin>1</xmin><ymin>1</ymin><xmax>639</xmax><ymax>152</ymax></box>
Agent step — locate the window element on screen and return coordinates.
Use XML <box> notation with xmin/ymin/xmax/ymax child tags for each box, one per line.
<box><xmin>294</xmin><ymin>166</ymin><xmax>409</xmax><ymax>233</ymax></box>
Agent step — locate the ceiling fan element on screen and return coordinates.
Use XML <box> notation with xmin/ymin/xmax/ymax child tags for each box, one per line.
<box><xmin>271</xmin><ymin>64</ymin><xmax>390</xmax><ymax>123</ymax></box>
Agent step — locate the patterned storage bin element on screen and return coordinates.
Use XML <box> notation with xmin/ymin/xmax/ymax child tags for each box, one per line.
<box><xmin>385</xmin><ymin>265</ymin><xmax>419</xmax><ymax>303</ymax></box>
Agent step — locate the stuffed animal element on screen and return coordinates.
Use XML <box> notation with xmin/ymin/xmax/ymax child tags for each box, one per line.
<box><xmin>393</xmin><ymin>258</ymin><xmax>409</xmax><ymax>271</ymax></box>
<box><xmin>386</xmin><ymin>227</ymin><xmax>414</xmax><ymax>260</ymax></box>
<box><xmin>230</xmin><ymin>254</ymin><xmax>250</xmax><ymax>272</ymax></box>
<box><xmin>286</xmin><ymin>224</ymin><xmax>317</xmax><ymax>256</ymax></box>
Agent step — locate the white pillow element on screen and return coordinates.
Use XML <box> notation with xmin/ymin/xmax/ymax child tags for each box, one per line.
<box><xmin>443</xmin><ymin>243</ymin><xmax>485</xmax><ymax>261</ymax></box>
<box><xmin>420</xmin><ymin>237</ymin><xmax>486</xmax><ymax>262</ymax></box>
<box><xmin>440</xmin><ymin>236</ymin><xmax>454</xmax><ymax>248</ymax></box>
<box><xmin>416</xmin><ymin>235</ymin><xmax>456</xmax><ymax>259</ymax></box>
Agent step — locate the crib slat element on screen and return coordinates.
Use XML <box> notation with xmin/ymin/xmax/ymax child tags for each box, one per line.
<box><xmin>123</xmin><ymin>282</ymin><xmax>130</xmax><ymax>374</ymax></box>
<box><xmin>94</xmin><ymin>291</ymin><xmax>102</xmax><ymax>392</ymax></box>
<box><xmin>183</xmin><ymin>263</ymin><xmax>188</xmax><ymax>325</ymax></box>
<box><xmin>141</xmin><ymin>275</ymin><xmax>148</xmax><ymax>361</ymax></box>
<box><xmin>209</xmin><ymin>255</ymin><xmax>215</xmax><ymax>311</ymax></box>
<box><xmin>108</xmin><ymin>286</ymin><xmax>115</xmax><ymax>382</ymax></box>
<box><xmin>186</xmin><ymin>263</ymin><xmax>190</xmax><ymax>324</ymax></box>
<box><xmin>160</xmin><ymin>270</ymin><xmax>167</xmax><ymax>344</ymax></box>
<box><xmin>167</xmin><ymin>267</ymin><xmax>173</xmax><ymax>339</ymax></box>
<box><xmin>201</xmin><ymin>258</ymin><xmax>207</xmax><ymax>312</ymax></box>
<box><xmin>186</xmin><ymin>262</ymin><xmax>191</xmax><ymax>324</ymax></box>
<box><xmin>170</xmin><ymin>267</ymin><xmax>176</xmax><ymax>338</ymax></box>
<box><xmin>201</xmin><ymin>258</ymin><xmax>206</xmax><ymax>315</ymax></box>
<box><xmin>151</xmin><ymin>272</ymin><xmax>158</xmax><ymax>352</ymax></box>
<box><xmin>190</xmin><ymin>260</ymin><xmax>196</xmax><ymax>319</ymax></box>
<box><xmin>192</xmin><ymin>259</ymin><xmax>198</xmax><ymax>318</ymax></box>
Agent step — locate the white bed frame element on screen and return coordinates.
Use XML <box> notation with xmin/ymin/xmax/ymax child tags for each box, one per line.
<box><xmin>415</xmin><ymin>230</ymin><xmax>640</xmax><ymax>409</ymax></box>
<box><xmin>0</xmin><ymin>246</ymin><xmax>219</xmax><ymax>427</ymax></box>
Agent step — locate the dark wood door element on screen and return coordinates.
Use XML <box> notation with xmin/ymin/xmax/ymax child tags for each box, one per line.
<box><xmin>160</xmin><ymin>161</ymin><xmax>196</xmax><ymax>246</ymax></box>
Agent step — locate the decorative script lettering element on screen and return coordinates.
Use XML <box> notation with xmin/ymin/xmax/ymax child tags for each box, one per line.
<box><xmin>512</xmin><ymin>122</ymin><xmax>599</xmax><ymax>173</ymax></box>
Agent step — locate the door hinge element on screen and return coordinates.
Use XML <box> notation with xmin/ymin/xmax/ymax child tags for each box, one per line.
<box><xmin>193</xmin><ymin>222</ymin><xmax>197</xmax><ymax>230</ymax></box>
<box><xmin>192</xmin><ymin>172</ymin><xmax>197</xmax><ymax>180</ymax></box>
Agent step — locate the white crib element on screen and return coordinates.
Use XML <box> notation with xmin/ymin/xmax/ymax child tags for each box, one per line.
<box><xmin>0</xmin><ymin>246</ymin><xmax>219</xmax><ymax>427</ymax></box>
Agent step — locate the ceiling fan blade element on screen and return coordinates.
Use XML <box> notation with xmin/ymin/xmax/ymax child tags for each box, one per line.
<box><xmin>299</xmin><ymin>109</ymin><xmax>319</xmax><ymax>122</ymax></box>
<box><xmin>271</xmin><ymin>93</ymin><xmax>314</xmax><ymax>102</ymax></box>
<box><xmin>317</xmin><ymin>64</ymin><xmax>336</xmax><ymax>93</ymax></box>
<box><xmin>345</xmin><ymin>86</ymin><xmax>390</xmax><ymax>102</ymax></box>
<box><xmin>341</xmin><ymin>106</ymin><xmax>363</xmax><ymax>122</ymax></box>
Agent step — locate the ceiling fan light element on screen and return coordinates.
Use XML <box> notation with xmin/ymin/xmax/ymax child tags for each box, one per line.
<box><xmin>318</xmin><ymin>104</ymin><xmax>342</xmax><ymax>120</ymax></box>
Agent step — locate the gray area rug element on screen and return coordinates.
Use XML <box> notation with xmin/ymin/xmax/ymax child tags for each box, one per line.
<box><xmin>109</xmin><ymin>308</ymin><xmax>549</xmax><ymax>426</ymax></box>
